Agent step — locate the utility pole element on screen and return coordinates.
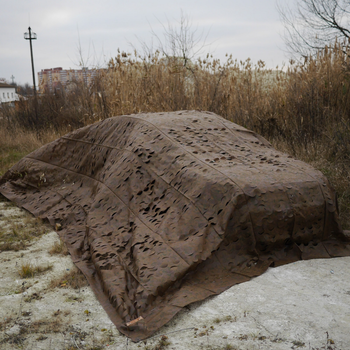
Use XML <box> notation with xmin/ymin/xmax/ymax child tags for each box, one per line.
<box><xmin>24</xmin><ymin>27</ymin><xmax>37</xmax><ymax>97</ymax></box>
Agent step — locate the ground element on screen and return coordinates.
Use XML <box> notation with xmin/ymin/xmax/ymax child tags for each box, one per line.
<box><xmin>0</xmin><ymin>196</ymin><xmax>349</xmax><ymax>350</ymax></box>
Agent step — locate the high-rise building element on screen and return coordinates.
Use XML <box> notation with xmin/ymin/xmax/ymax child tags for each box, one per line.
<box><xmin>38</xmin><ymin>67</ymin><xmax>99</xmax><ymax>93</ymax></box>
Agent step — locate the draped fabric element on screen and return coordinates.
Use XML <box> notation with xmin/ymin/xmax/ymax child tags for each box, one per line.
<box><xmin>1</xmin><ymin>111</ymin><xmax>349</xmax><ymax>341</ymax></box>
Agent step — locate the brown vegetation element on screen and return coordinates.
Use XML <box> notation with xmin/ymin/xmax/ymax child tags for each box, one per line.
<box><xmin>48</xmin><ymin>267</ymin><xmax>88</xmax><ymax>290</ymax></box>
<box><xmin>1</xmin><ymin>43</ymin><xmax>349</xmax><ymax>228</ymax></box>
<box><xmin>0</xmin><ymin>202</ymin><xmax>50</xmax><ymax>252</ymax></box>
<box><xmin>17</xmin><ymin>261</ymin><xmax>53</xmax><ymax>278</ymax></box>
<box><xmin>49</xmin><ymin>238</ymin><xmax>69</xmax><ymax>256</ymax></box>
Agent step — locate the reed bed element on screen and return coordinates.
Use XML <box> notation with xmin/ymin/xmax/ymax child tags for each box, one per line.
<box><xmin>1</xmin><ymin>43</ymin><xmax>349</xmax><ymax>227</ymax></box>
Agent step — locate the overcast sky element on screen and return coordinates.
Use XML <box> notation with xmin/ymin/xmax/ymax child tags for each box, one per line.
<box><xmin>1</xmin><ymin>0</ymin><xmax>291</xmax><ymax>85</ymax></box>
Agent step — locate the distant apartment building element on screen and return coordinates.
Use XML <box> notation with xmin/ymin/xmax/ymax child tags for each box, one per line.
<box><xmin>38</xmin><ymin>67</ymin><xmax>99</xmax><ymax>93</ymax></box>
<box><xmin>0</xmin><ymin>82</ymin><xmax>19</xmax><ymax>105</ymax></box>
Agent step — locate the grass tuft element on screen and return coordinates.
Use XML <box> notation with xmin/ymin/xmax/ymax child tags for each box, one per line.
<box><xmin>145</xmin><ymin>335</ymin><xmax>171</xmax><ymax>350</ymax></box>
<box><xmin>18</xmin><ymin>262</ymin><xmax>53</xmax><ymax>279</ymax></box>
<box><xmin>213</xmin><ymin>315</ymin><xmax>235</xmax><ymax>324</ymax></box>
<box><xmin>49</xmin><ymin>239</ymin><xmax>69</xmax><ymax>256</ymax></box>
<box><xmin>48</xmin><ymin>267</ymin><xmax>88</xmax><ymax>290</ymax></box>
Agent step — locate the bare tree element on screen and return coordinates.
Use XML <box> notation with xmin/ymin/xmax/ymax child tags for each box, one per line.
<box><xmin>136</xmin><ymin>10</ymin><xmax>211</xmax><ymax>68</ymax></box>
<box><xmin>278</xmin><ymin>0</ymin><xmax>350</xmax><ymax>57</ymax></box>
<box><xmin>70</xmin><ymin>27</ymin><xmax>106</xmax><ymax>70</ymax></box>
<box><xmin>16</xmin><ymin>83</ymin><xmax>33</xmax><ymax>97</ymax></box>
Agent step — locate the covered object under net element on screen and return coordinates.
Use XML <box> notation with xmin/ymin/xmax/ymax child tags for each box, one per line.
<box><xmin>1</xmin><ymin>110</ymin><xmax>349</xmax><ymax>341</ymax></box>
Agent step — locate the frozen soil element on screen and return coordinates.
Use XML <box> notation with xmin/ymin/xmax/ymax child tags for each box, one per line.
<box><xmin>0</xmin><ymin>196</ymin><xmax>350</xmax><ymax>350</ymax></box>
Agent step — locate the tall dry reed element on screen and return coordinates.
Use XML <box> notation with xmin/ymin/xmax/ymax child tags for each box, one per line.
<box><xmin>1</xmin><ymin>43</ymin><xmax>349</xmax><ymax>226</ymax></box>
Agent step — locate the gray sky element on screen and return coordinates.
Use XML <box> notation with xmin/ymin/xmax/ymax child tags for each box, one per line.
<box><xmin>0</xmin><ymin>0</ymin><xmax>290</xmax><ymax>85</ymax></box>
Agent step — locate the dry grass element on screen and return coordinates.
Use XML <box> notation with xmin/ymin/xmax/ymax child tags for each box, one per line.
<box><xmin>24</xmin><ymin>292</ymin><xmax>42</xmax><ymax>303</ymax></box>
<box><xmin>0</xmin><ymin>240</ymin><xmax>27</xmax><ymax>252</ymax></box>
<box><xmin>0</xmin><ymin>316</ymin><xmax>13</xmax><ymax>332</ymax></box>
<box><xmin>213</xmin><ymin>315</ymin><xmax>235</xmax><ymax>324</ymax></box>
<box><xmin>29</xmin><ymin>318</ymin><xmax>64</xmax><ymax>334</ymax></box>
<box><xmin>206</xmin><ymin>346</ymin><xmax>238</xmax><ymax>350</ymax></box>
<box><xmin>0</xmin><ymin>126</ymin><xmax>57</xmax><ymax>177</ymax></box>
<box><xmin>49</xmin><ymin>239</ymin><xmax>69</xmax><ymax>256</ymax></box>
<box><xmin>0</xmin><ymin>207</ymin><xmax>50</xmax><ymax>252</ymax></box>
<box><xmin>0</xmin><ymin>313</ymin><xmax>116</xmax><ymax>349</ymax></box>
<box><xmin>0</xmin><ymin>42</ymin><xmax>349</xmax><ymax>230</ymax></box>
<box><xmin>145</xmin><ymin>335</ymin><xmax>171</xmax><ymax>350</ymax></box>
<box><xmin>0</xmin><ymin>317</ymin><xmax>65</xmax><ymax>347</ymax></box>
<box><xmin>48</xmin><ymin>267</ymin><xmax>88</xmax><ymax>290</ymax></box>
<box><xmin>17</xmin><ymin>261</ymin><xmax>53</xmax><ymax>278</ymax></box>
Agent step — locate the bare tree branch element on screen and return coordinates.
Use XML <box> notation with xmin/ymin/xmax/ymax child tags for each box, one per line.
<box><xmin>135</xmin><ymin>10</ymin><xmax>212</xmax><ymax>67</ymax></box>
<box><xmin>278</xmin><ymin>0</ymin><xmax>350</xmax><ymax>58</ymax></box>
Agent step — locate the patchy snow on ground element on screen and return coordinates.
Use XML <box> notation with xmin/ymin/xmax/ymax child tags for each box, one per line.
<box><xmin>0</xmin><ymin>198</ymin><xmax>349</xmax><ymax>350</ymax></box>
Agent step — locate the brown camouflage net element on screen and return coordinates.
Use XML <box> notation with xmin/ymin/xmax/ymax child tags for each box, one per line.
<box><xmin>1</xmin><ymin>111</ymin><xmax>349</xmax><ymax>341</ymax></box>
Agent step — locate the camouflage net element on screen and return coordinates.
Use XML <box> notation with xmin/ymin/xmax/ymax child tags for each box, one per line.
<box><xmin>1</xmin><ymin>111</ymin><xmax>349</xmax><ymax>341</ymax></box>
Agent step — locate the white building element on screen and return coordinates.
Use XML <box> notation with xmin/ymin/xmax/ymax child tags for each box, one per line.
<box><xmin>0</xmin><ymin>82</ymin><xmax>19</xmax><ymax>105</ymax></box>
